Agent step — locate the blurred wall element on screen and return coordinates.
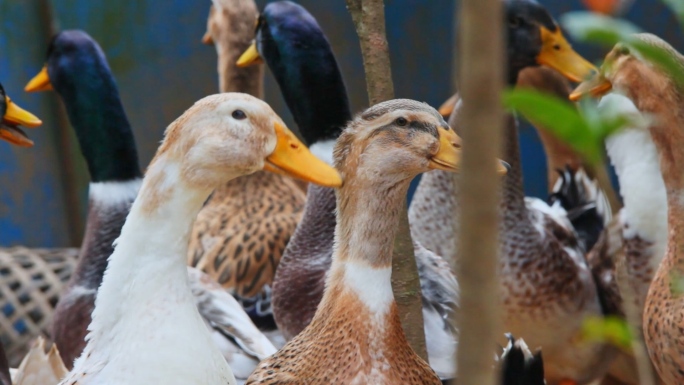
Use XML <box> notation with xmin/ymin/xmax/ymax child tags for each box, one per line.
<box><xmin>0</xmin><ymin>0</ymin><xmax>682</xmax><ymax>247</ymax></box>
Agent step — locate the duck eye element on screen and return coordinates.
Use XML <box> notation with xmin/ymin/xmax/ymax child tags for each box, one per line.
<box><xmin>509</xmin><ymin>17</ymin><xmax>522</xmax><ymax>28</ymax></box>
<box><xmin>395</xmin><ymin>117</ymin><xmax>408</xmax><ymax>126</ymax></box>
<box><xmin>618</xmin><ymin>46</ymin><xmax>630</xmax><ymax>55</ymax></box>
<box><xmin>232</xmin><ymin>109</ymin><xmax>247</xmax><ymax>120</ymax></box>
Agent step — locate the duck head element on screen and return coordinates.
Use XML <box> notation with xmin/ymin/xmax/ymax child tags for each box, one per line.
<box><xmin>0</xmin><ymin>83</ymin><xmax>42</xmax><ymax>147</ymax></box>
<box><xmin>505</xmin><ymin>0</ymin><xmax>597</xmax><ymax>84</ymax></box>
<box><xmin>333</xmin><ymin>99</ymin><xmax>508</xmax><ymax>185</ymax></box>
<box><xmin>570</xmin><ymin>33</ymin><xmax>684</xmax><ymax>185</ymax></box>
<box><xmin>569</xmin><ymin>33</ymin><xmax>684</xmax><ymax>103</ymax></box>
<box><xmin>25</xmin><ymin>30</ymin><xmax>142</xmax><ymax>182</ymax></box>
<box><xmin>237</xmin><ymin>0</ymin><xmax>351</xmax><ymax>146</ymax></box>
<box><xmin>155</xmin><ymin>92</ymin><xmax>342</xmax><ymax>189</ymax></box>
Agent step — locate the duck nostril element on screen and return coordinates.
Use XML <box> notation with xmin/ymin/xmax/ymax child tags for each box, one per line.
<box><xmin>290</xmin><ymin>143</ymin><xmax>299</xmax><ymax>149</ymax></box>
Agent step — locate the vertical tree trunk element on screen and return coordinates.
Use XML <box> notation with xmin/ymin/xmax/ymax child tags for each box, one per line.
<box><xmin>346</xmin><ymin>0</ymin><xmax>428</xmax><ymax>361</ymax></box>
<box><xmin>456</xmin><ymin>1</ymin><xmax>504</xmax><ymax>385</ymax></box>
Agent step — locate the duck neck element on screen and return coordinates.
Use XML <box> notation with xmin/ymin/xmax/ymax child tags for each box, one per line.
<box><xmin>606</xmin><ymin>126</ymin><xmax>667</xmax><ymax>245</ymax></box>
<box><xmin>218</xmin><ymin>50</ymin><xmax>264</xmax><ymax>97</ymax></box>
<box><xmin>500</xmin><ymin>114</ymin><xmax>530</xmax><ymax>227</ymax></box>
<box><xmin>59</xmin><ymin>76</ymin><xmax>141</xmax><ymax>183</ymax></box>
<box><xmin>266</xmin><ymin>46</ymin><xmax>351</xmax><ymax>145</ymax></box>
<box><xmin>660</xmin><ymin>151</ymin><xmax>684</xmax><ymax>273</ymax></box>
<box><xmin>91</xmin><ymin>153</ymin><xmax>214</xmax><ymax>324</ymax></box>
<box><xmin>321</xmin><ymin>175</ymin><xmax>411</xmax><ymax>319</ymax></box>
<box><xmin>216</xmin><ymin>20</ymin><xmax>264</xmax><ymax>97</ymax></box>
<box><xmin>68</xmin><ymin>179</ymin><xmax>142</xmax><ymax>291</ymax></box>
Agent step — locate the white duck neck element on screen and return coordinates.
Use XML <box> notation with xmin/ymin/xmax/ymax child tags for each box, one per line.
<box><xmin>89</xmin><ymin>153</ymin><xmax>213</xmax><ymax>330</ymax></box>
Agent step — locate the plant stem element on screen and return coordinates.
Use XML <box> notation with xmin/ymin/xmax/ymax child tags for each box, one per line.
<box><xmin>456</xmin><ymin>0</ymin><xmax>504</xmax><ymax>384</ymax></box>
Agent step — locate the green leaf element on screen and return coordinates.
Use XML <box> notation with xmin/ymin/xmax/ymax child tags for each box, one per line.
<box><xmin>502</xmin><ymin>89</ymin><xmax>602</xmax><ymax>164</ymax></box>
<box><xmin>661</xmin><ymin>0</ymin><xmax>684</xmax><ymax>27</ymax></box>
<box><xmin>628</xmin><ymin>39</ymin><xmax>684</xmax><ymax>87</ymax></box>
<box><xmin>561</xmin><ymin>11</ymin><xmax>641</xmax><ymax>46</ymax></box>
<box><xmin>581</xmin><ymin>316</ymin><xmax>633</xmax><ymax>349</ymax></box>
<box><xmin>561</xmin><ymin>12</ymin><xmax>684</xmax><ymax>88</ymax></box>
<box><xmin>669</xmin><ymin>270</ymin><xmax>684</xmax><ymax>296</ymax></box>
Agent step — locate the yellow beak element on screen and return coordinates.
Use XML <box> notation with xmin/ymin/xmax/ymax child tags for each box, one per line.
<box><xmin>3</xmin><ymin>97</ymin><xmax>42</xmax><ymax>128</ymax></box>
<box><xmin>438</xmin><ymin>94</ymin><xmax>459</xmax><ymax>119</ymax></box>
<box><xmin>537</xmin><ymin>27</ymin><xmax>598</xmax><ymax>83</ymax></box>
<box><xmin>569</xmin><ymin>73</ymin><xmax>613</xmax><ymax>102</ymax></box>
<box><xmin>429</xmin><ymin>127</ymin><xmax>463</xmax><ymax>172</ymax></box>
<box><xmin>0</xmin><ymin>96</ymin><xmax>42</xmax><ymax>147</ymax></box>
<box><xmin>428</xmin><ymin>127</ymin><xmax>508</xmax><ymax>175</ymax></box>
<box><xmin>264</xmin><ymin>122</ymin><xmax>342</xmax><ymax>188</ymax></box>
<box><xmin>236</xmin><ymin>42</ymin><xmax>265</xmax><ymax>67</ymax></box>
<box><xmin>25</xmin><ymin>65</ymin><xmax>54</xmax><ymax>92</ymax></box>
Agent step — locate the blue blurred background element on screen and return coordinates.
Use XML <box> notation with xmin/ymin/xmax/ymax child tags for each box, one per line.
<box><xmin>0</xmin><ymin>0</ymin><xmax>682</xmax><ymax>247</ymax></box>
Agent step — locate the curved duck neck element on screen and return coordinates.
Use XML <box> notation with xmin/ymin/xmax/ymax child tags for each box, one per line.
<box><xmin>79</xmin><ymin>151</ymin><xmax>233</xmax><ymax>382</ymax></box>
<box><xmin>89</xmin><ymin>153</ymin><xmax>213</xmax><ymax>342</ymax></box>
<box><xmin>58</xmin><ymin>73</ymin><xmax>141</xmax><ymax>183</ymax></box>
<box><xmin>215</xmin><ymin>14</ymin><xmax>263</xmax><ymax>96</ymax></box>
<box><xmin>265</xmin><ymin>47</ymin><xmax>351</xmax><ymax>145</ymax></box>
<box><xmin>68</xmin><ymin>179</ymin><xmax>142</xmax><ymax>291</ymax></box>
<box><xmin>56</xmin><ymin>66</ymin><xmax>143</xmax><ymax>291</ymax></box>
<box><xmin>501</xmin><ymin>114</ymin><xmax>531</xmax><ymax>228</ymax></box>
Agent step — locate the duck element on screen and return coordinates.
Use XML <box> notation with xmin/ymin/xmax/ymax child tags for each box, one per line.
<box><xmin>410</xmin><ymin>1</ymin><xmax>620</xmax><ymax>383</ymax></box>
<box><xmin>236</xmin><ymin>0</ymin><xmax>352</xmax><ymax>340</ymax></box>
<box><xmin>56</xmin><ymin>92</ymin><xmax>340</xmax><ymax>385</ymax></box>
<box><xmin>24</xmin><ymin>30</ymin><xmax>143</xmax><ymax>368</ymax></box>
<box><xmin>246</xmin><ymin>99</ymin><xmax>501</xmax><ymax>384</ymax></box>
<box><xmin>189</xmin><ymin>0</ymin><xmax>303</xmax><ymax>335</ymax></box>
<box><xmin>236</xmin><ymin>2</ymin><xmax>462</xmax><ymax>380</ymax></box>
<box><xmin>24</xmin><ymin>30</ymin><xmax>284</xmax><ymax>380</ymax></box>
<box><xmin>571</xmin><ymin>33</ymin><xmax>684</xmax><ymax>385</ymax></box>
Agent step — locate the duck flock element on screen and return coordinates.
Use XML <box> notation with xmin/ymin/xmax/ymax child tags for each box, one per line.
<box><xmin>1</xmin><ymin>0</ymin><xmax>683</xmax><ymax>384</ymax></box>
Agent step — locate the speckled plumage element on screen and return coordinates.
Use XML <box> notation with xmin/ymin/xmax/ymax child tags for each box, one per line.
<box><xmin>498</xmin><ymin>115</ymin><xmax>614</xmax><ymax>385</ymax></box>
<box><xmin>249</xmin><ymin>292</ymin><xmax>438</xmax><ymax>385</ymax></box>
<box><xmin>189</xmin><ymin>172</ymin><xmax>305</xmax><ymax>299</ymax></box>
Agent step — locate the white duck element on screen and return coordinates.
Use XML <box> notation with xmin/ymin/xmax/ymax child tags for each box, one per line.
<box><xmin>58</xmin><ymin>93</ymin><xmax>341</xmax><ymax>385</ymax></box>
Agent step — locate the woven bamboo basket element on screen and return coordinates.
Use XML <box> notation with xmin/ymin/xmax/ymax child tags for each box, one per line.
<box><xmin>0</xmin><ymin>247</ymin><xmax>78</xmax><ymax>366</ymax></box>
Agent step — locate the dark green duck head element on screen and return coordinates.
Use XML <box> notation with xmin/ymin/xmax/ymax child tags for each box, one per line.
<box><xmin>25</xmin><ymin>29</ymin><xmax>141</xmax><ymax>183</ymax></box>
<box><xmin>237</xmin><ymin>1</ymin><xmax>351</xmax><ymax>147</ymax></box>
<box><xmin>0</xmin><ymin>82</ymin><xmax>42</xmax><ymax>147</ymax></box>
<box><xmin>504</xmin><ymin>0</ymin><xmax>596</xmax><ymax>85</ymax></box>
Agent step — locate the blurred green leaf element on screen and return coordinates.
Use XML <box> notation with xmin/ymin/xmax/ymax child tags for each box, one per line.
<box><xmin>502</xmin><ymin>89</ymin><xmax>623</xmax><ymax>165</ymax></box>
<box><xmin>561</xmin><ymin>11</ymin><xmax>684</xmax><ymax>88</ymax></box>
<box><xmin>629</xmin><ymin>39</ymin><xmax>684</xmax><ymax>86</ymax></box>
<box><xmin>669</xmin><ymin>270</ymin><xmax>684</xmax><ymax>296</ymax></box>
<box><xmin>661</xmin><ymin>0</ymin><xmax>684</xmax><ymax>27</ymax></box>
<box><xmin>581</xmin><ymin>316</ymin><xmax>632</xmax><ymax>349</ymax></box>
<box><xmin>561</xmin><ymin>12</ymin><xmax>641</xmax><ymax>46</ymax></box>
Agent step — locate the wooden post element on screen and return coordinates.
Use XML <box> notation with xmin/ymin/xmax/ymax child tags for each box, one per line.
<box><xmin>456</xmin><ymin>0</ymin><xmax>504</xmax><ymax>384</ymax></box>
<box><xmin>35</xmin><ymin>0</ymin><xmax>86</xmax><ymax>247</ymax></box>
<box><xmin>346</xmin><ymin>0</ymin><xmax>428</xmax><ymax>361</ymax></box>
